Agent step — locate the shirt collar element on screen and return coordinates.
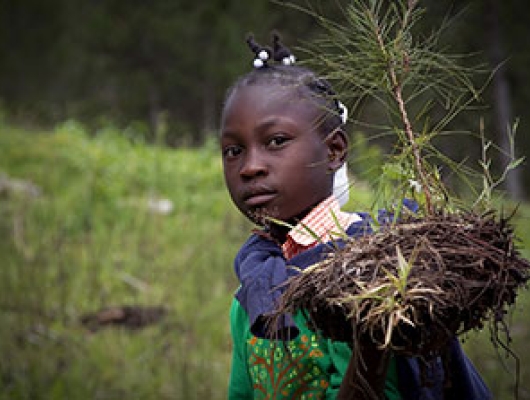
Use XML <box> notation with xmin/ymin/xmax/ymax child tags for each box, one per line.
<box><xmin>281</xmin><ymin>196</ymin><xmax>362</xmax><ymax>258</ymax></box>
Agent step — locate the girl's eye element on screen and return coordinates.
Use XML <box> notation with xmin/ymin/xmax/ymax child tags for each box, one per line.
<box><xmin>268</xmin><ymin>135</ymin><xmax>290</xmax><ymax>148</ymax></box>
<box><xmin>223</xmin><ymin>145</ymin><xmax>242</xmax><ymax>159</ymax></box>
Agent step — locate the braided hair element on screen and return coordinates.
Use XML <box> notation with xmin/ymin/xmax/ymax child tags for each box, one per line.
<box><xmin>224</xmin><ymin>33</ymin><xmax>347</xmax><ymax>136</ymax></box>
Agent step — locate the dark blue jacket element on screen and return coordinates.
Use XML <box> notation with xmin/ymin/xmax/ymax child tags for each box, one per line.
<box><xmin>234</xmin><ymin>210</ymin><xmax>491</xmax><ymax>399</ymax></box>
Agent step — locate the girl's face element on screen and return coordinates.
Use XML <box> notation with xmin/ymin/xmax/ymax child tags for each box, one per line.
<box><xmin>220</xmin><ymin>83</ymin><xmax>344</xmax><ymax>226</ymax></box>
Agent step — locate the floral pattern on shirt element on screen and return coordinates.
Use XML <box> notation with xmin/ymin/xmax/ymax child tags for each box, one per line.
<box><xmin>247</xmin><ymin>333</ymin><xmax>329</xmax><ymax>399</ymax></box>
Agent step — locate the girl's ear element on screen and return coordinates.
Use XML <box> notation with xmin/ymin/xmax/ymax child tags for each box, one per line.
<box><xmin>325</xmin><ymin>128</ymin><xmax>348</xmax><ymax>171</ymax></box>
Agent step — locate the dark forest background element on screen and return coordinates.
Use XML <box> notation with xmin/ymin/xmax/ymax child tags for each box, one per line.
<box><xmin>1</xmin><ymin>0</ymin><xmax>529</xmax><ymax>199</ymax></box>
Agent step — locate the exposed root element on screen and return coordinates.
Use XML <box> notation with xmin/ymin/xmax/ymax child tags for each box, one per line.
<box><xmin>271</xmin><ymin>210</ymin><xmax>530</xmax><ymax>357</ymax></box>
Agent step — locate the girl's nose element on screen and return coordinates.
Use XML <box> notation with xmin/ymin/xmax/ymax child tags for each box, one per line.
<box><xmin>240</xmin><ymin>149</ymin><xmax>268</xmax><ymax>179</ymax></box>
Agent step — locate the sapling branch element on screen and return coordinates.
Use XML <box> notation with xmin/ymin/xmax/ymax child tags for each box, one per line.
<box><xmin>368</xmin><ymin>1</ymin><xmax>433</xmax><ymax>214</ymax></box>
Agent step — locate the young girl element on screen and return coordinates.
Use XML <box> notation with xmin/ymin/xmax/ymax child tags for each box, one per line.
<box><xmin>220</xmin><ymin>34</ymin><xmax>490</xmax><ymax>399</ymax></box>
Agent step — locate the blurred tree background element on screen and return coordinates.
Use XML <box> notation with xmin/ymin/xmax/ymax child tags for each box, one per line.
<box><xmin>0</xmin><ymin>0</ymin><xmax>528</xmax><ymax>198</ymax></box>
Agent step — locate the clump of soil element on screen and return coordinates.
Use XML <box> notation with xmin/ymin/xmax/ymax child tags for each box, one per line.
<box><xmin>272</xmin><ymin>210</ymin><xmax>530</xmax><ymax>356</ymax></box>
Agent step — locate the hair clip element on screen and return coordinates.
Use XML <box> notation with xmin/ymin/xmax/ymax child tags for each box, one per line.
<box><xmin>337</xmin><ymin>101</ymin><xmax>348</xmax><ymax>125</ymax></box>
<box><xmin>246</xmin><ymin>35</ymin><xmax>271</xmax><ymax>69</ymax></box>
<box><xmin>272</xmin><ymin>33</ymin><xmax>296</xmax><ymax>66</ymax></box>
<box><xmin>254</xmin><ymin>50</ymin><xmax>271</xmax><ymax>68</ymax></box>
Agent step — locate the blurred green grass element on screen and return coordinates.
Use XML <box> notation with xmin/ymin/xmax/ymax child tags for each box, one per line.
<box><xmin>0</xmin><ymin>122</ymin><xmax>249</xmax><ymax>399</ymax></box>
<box><xmin>0</xmin><ymin>122</ymin><xmax>529</xmax><ymax>399</ymax></box>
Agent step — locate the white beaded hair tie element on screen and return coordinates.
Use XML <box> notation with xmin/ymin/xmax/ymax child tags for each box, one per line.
<box><xmin>247</xmin><ymin>33</ymin><xmax>297</xmax><ymax>69</ymax></box>
<box><xmin>253</xmin><ymin>49</ymin><xmax>270</xmax><ymax>68</ymax></box>
<box><xmin>337</xmin><ymin>101</ymin><xmax>348</xmax><ymax>125</ymax></box>
<box><xmin>281</xmin><ymin>54</ymin><xmax>296</xmax><ymax>66</ymax></box>
<box><xmin>247</xmin><ymin>35</ymin><xmax>271</xmax><ymax>69</ymax></box>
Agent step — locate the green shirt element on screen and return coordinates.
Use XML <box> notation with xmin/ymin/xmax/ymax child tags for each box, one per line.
<box><xmin>228</xmin><ymin>299</ymin><xmax>402</xmax><ymax>399</ymax></box>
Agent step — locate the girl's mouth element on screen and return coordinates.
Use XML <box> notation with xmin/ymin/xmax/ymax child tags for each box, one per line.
<box><xmin>244</xmin><ymin>192</ymin><xmax>276</xmax><ymax>207</ymax></box>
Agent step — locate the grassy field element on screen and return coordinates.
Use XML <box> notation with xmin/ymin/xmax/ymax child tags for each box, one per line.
<box><xmin>0</xmin><ymin>122</ymin><xmax>529</xmax><ymax>399</ymax></box>
<box><xmin>0</xmin><ymin>122</ymin><xmax>250</xmax><ymax>399</ymax></box>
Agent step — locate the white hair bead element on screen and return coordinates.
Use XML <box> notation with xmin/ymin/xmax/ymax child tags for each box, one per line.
<box><xmin>258</xmin><ymin>50</ymin><xmax>269</xmax><ymax>61</ymax></box>
<box><xmin>253</xmin><ymin>58</ymin><xmax>265</xmax><ymax>68</ymax></box>
<box><xmin>281</xmin><ymin>55</ymin><xmax>296</xmax><ymax>65</ymax></box>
